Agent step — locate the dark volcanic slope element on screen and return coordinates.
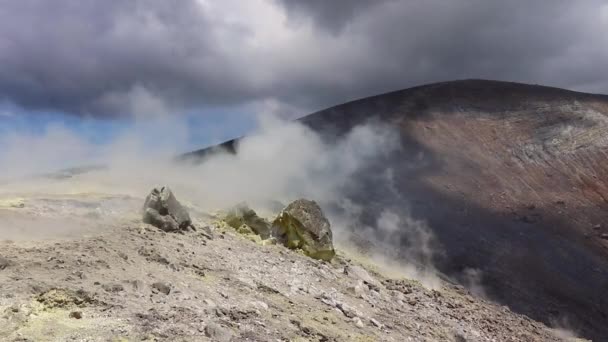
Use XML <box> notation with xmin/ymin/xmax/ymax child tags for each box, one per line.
<box><xmin>189</xmin><ymin>79</ymin><xmax>608</xmax><ymax>340</ymax></box>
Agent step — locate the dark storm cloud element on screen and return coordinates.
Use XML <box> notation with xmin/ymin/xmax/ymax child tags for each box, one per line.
<box><xmin>0</xmin><ymin>0</ymin><xmax>262</xmax><ymax>117</ymax></box>
<box><xmin>276</xmin><ymin>0</ymin><xmax>391</xmax><ymax>34</ymax></box>
<box><xmin>0</xmin><ymin>0</ymin><xmax>607</xmax><ymax>117</ymax></box>
<box><xmin>273</xmin><ymin>0</ymin><xmax>608</xmax><ymax>105</ymax></box>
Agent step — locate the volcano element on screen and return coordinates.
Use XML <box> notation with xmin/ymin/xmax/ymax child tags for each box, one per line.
<box><xmin>187</xmin><ymin>79</ymin><xmax>608</xmax><ymax>340</ymax></box>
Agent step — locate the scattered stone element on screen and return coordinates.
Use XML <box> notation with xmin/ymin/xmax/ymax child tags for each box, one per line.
<box><xmin>370</xmin><ymin>318</ymin><xmax>383</xmax><ymax>328</ymax></box>
<box><xmin>336</xmin><ymin>302</ymin><xmax>358</xmax><ymax>318</ymax></box>
<box><xmin>228</xmin><ymin>308</ymin><xmax>258</xmax><ymax>321</ymax></box>
<box><xmin>344</xmin><ymin>265</ymin><xmax>381</xmax><ymax>290</ymax></box>
<box><xmin>69</xmin><ymin>311</ymin><xmax>83</xmax><ymax>319</ymax></box>
<box><xmin>256</xmin><ymin>282</ymin><xmax>281</xmax><ymax>295</ymax></box>
<box><xmin>250</xmin><ymin>300</ymin><xmax>269</xmax><ymax>311</ymax></box>
<box><xmin>37</xmin><ymin>288</ymin><xmax>95</xmax><ymax>308</ymax></box>
<box><xmin>291</xmin><ymin>318</ymin><xmax>314</xmax><ymax>335</ymax></box>
<box><xmin>592</xmin><ymin>224</ymin><xmax>601</xmax><ymax>230</ymax></box>
<box><xmin>319</xmin><ymin>293</ymin><xmax>337</xmax><ymax>308</ymax></box>
<box><xmin>200</xmin><ymin>225</ymin><xmax>214</xmax><ymax>240</ymax></box>
<box><xmin>347</xmin><ymin>281</ymin><xmax>366</xmax><ymax>296</ymax></box>
<box><xmin>152</xmin><ymin>282</ymin><xmax>171</xmax><ymax>295</ymax></box>
<box><xmin>102</xmin><ymin>283</ymin><xmax>124</xmax><ymax>293</ymax></box>
<box><xmin>204</xmin><ymin>322</ymin><xmax>234</xmax><ymax>342</ymax></box>
<box><xmin>138</xmin><ymin>246</ymin><xmax>170</xmax><ymax>265</ymax></box>
<box><xmin>191</xmin><ymin>264</ymin><xmax>207</xmax><ymax>277</ymax></box>
<box><xmin>223</xmin><ymin>204</ymin><xmax>271</xmax><ymax>239</ymax></box>
<box><xmin>142</xmin><ymin>186</ymin><xmax>192</xmax><ymax>232</ymax></box>
<box><xmin>73</xmin><ymin>271</ymin><xmax>86</xmax><ymax>279</ymax></box>
<box><xmin>453</xmin><ymin>333</ymin><xmax>467</xmax><ymax>342</ymax></box>
<box><xmin>204</xmin><ymin>299</ymin><xmax>217</xmax><ymax>310</ymax></box>
<box><xmin>272</xmin><ymin>199</ymin><xmax>335</xmax><ymax>261</ymax></box>
<box><xmin>600</xmin><ymin>233</ymin><xmax>608</xmax><ymax>240</ymax></box>
<box><xmin>383</xmin><ymin>279</ymin><xmax>415</xmax><ymax>295</ymax></box>
<box><xmin>129</xmin><ymin>280</ymin><xmax>145</xmax><ymax>291</ymax></box>
<box><xmin>354</xmin><ymin>317</ymin><xmax>364</xmax><ymax>328</ymax></box>
<box><xmin>0</xmin><ymin>256</ymin><xmax>11</xmax><ymax>270</ymax></box>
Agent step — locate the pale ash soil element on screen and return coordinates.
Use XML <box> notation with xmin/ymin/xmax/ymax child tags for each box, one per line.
<box><xmin>0</xmin><ymin>194</ymin><xmax>584</xmax><ymax>342</ymax></box>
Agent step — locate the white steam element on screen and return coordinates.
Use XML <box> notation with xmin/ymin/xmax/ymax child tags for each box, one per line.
<box><xmin>0</xmin><ymin>106</ymin><xmax>443</xmax><ymax>286</ymax></box>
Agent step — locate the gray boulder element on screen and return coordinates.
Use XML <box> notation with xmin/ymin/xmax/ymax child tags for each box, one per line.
<box><xmin>272</xmin><ymin>199</ymin><xmax>335</xmax><ymax>261</ymax></box>
<box><xmin>142</xmin><ymin>186</ymin><xmax>191</xmax><ymax>232</ymax></box>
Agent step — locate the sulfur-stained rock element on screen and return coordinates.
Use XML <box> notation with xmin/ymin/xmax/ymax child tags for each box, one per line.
<box><xmin>223</xmin><ymin>204</ymin><xmax>271</xmax><ymax>239</ymax></box>
<box><xmin>142</xmin><ymin>186</ymin><xmax>191</xmax><ymax>232</ymax></box>
<box><xmin>272</xmin><ymin>199</ymin><xmax>335</xmax><ymax>261</ymax></box>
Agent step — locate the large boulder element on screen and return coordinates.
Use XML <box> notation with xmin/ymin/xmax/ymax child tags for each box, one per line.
<box><xmin>142</xmin><ymin>186</ymin><xmax>191</xmax><ymax>232</ymax></box>
<box><xmin>223</xmin><ymin>204</ymin><xmax>271</xmax><ymax>239</ymax></box>
<box><xmin>272</xmin><ymin>199</ymin><xmax>335</xmax><ymax>261</ymax></box>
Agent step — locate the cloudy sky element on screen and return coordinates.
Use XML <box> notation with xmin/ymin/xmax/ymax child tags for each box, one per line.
<box><xmin>1</xmin><ymin>0</ymin><xmax>607</xmax><ymax>149</ymax></box>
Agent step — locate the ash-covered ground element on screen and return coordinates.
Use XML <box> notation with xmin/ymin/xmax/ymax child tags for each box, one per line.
<box><xmin>0</xmin><ymin>182</ymin><xmax>586</xmax><ymax>342</ymax></box>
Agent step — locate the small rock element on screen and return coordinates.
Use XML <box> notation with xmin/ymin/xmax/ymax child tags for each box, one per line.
<box><xmin>453</xmin><ymin>333</ymin><xmax>467</xmax><ymax>342</ymax></box>
<box><xmin>354</xmin><ymin>317</ymin><xmax>364</xmax><ymax>328</ymax></box>
<box><xmin>152</xmin><ymin>282</ymin><xmax>171</xmax><ymax>295</ymax></box>
<box><xmin>204</xmin><ymin>322</ymin><xmax>233</xmax><ymax>342</ymax></box>
<box><xmin>347</xmin><ymin>281</ymin><xmax>366</xmax><ymax>296</ymax></box>
<box><xmin>370</xmin><ymin>318</ymin><xmax>383</xmax><ymax>328</ymax></box>
<box><xmin>227</xmin><ymin>308</ymin><xmax>257</xmax><ymax>321</ymax></box>
<box><xmin>129</xmin><ymin>280</ymin><xmax>145</xmax><ymax>291</ymax></box>
<box><xmin>102</xmin><ymin>283</ymin><xmax>124</xmax><ymax>293</ymax></box>
<box><xmin>204</xmin><ymin>299</ymin><xmax>217</xmax><ymax>309</ymax></box>
<box><xmin>344</xmin><ymin>265</ymin><xmax>382</xmax><ymax>289</ymax></box>
<box><xmin>73</xmin><ymin>271</ymin><xmax>86</xmax><ymax>279</ymax></box>
<box><xmin>200</xmin><ymin>225</ymin><xmax>214</xmax><ymax>240</ymax></box>
<box><xmin>600</xmin><ymin>233</ymin><xmax>608</xmax><ymax>240</ymax></box>
<box><xmin>138</xmin><ymin>247</ymin><xmax>170</xmax><ymax>265</ymax></box>
<box><xmin>69</xmin><ymin>311</ymin><xmax>82</xmax><ymax>319</ymax></box>
<box><xmin>592</xmin><ymin>224</ymin><xmax>602</xmax><ymax>230</ymax></box>
<box><xmin>0</xmin><ymin>256</ymin><xmax>11</xmax><ymax>270</ymax></box>
<box><xmin>319</xmin><ymin>294</ymin><xmax>337</xmax><ymax>308</ymax></box>
<box><xmin>251</xmin><ymin>301</ymin><xmax>269</xmax><ymax>311</ymax></box>
<box><xmin>336</xmin><ymin>302</ymin><xmax>357</xmax><ymax>318</ymax></box>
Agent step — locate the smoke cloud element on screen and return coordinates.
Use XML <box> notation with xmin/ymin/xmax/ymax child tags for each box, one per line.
<box><xmin>0</xmin><ymin>106</ymin><xmax>443</xmax><ymax>286</ymax></box>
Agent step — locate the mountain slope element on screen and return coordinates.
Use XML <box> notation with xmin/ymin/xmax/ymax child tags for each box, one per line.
<box><xmin>0</xmin><ymin>193</ymin><xmax>574</xmax><ymax>341</ymax></box>
<box><xmin>188</xmin><ymin>79</ymin><xmax>608</xmax><ymax>340</ymax></box>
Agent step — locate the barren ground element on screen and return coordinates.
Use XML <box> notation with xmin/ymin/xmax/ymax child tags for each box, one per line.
<box><xmin>0</xmin><ymin>188</ymin><xmax>586</xmax><ymax>342</ymax></box>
